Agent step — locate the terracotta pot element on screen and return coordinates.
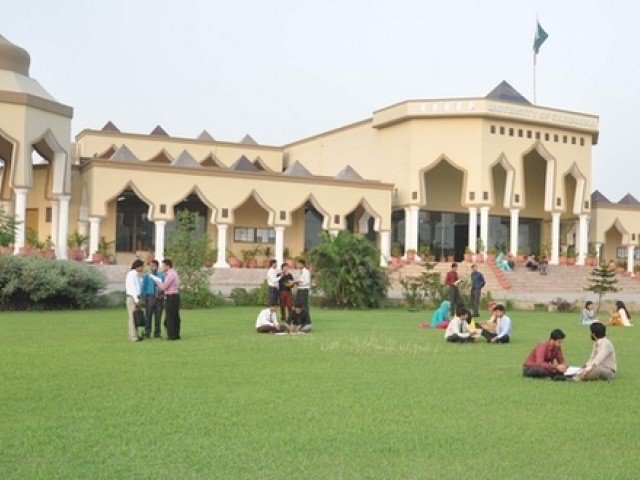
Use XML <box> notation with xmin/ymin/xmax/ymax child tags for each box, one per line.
<box><xmin>406</xmin><ymin>252</ymin><xmax>416</xmax><ymax>263</ymax></box>
<box><xmin>486</xmin><ymin>254</ymin><xmax>496</xmax><ymax>263</ymax></box>
<box><xmin>558</xmin><ymin>256</ymin><xmax>567</xmax><ymax>265</ymax></box>
<box><xmin>464</xmin><ymin>253</ymin><xmax>472</xmax><ymax>262</ymax></box>
<box><xmin>42</xmin><ymin>248</ymin><xmax>56</xmax><ymax>260</ymax></box>
<box><xmin>567</xmin><ymin>257</ymin><xmax>576</xmax><ymax>266</ymax></box>
<box><xmin>0</xmin><ymin>246</ymin><xmax>13</xmax><ymax>255</ymax></box>
<box><xmin>515</xmin><ymin>255</ymin><xmax>525</xmax><ymax>264</ymax></box>
<box><xmin>248</xmin><ymin>259</ymin><xmax>258</xmax><ymax>268</ymax></box>
<box><xmin>20</xmin><ymin>247</ymin><xmax>39</xmax><ymax>257</ymax></box>
<box><xmin>474</xmin><ymin>254</ymin><xmax>484</xmax><ymax>264</ymax></box>
<box><xmin>69</xmin><ymin>248</ymin><xmax>85</xmax><ymax>261</ymax></box>
<box><xmin>228</xmin><ymin>257</ymin><xmax>241</xmax><ymax>268</ymax></box>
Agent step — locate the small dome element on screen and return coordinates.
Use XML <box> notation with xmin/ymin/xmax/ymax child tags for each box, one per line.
<box><xmin>0</xmin><ymin>34</ymin><xmax>30</xmax><ymax>76</ymax></box>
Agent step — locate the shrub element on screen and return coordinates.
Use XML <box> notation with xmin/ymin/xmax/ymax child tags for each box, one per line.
<box><xmin>230</xmin><ymin>281</ymin><xmax>268</xmax><ymax>306</ymax></box>
<box><xmin>0</xmin><ymin>256</ymin><xmax>106</xmax><ymax>310</ymax></box>
<box><xmin>181</xmin><ymin>288</ymin><xmax>226</xmax><ymax>309</ymax></box>
<box><xmin>309</xmin><ymin>231</ymin><xmax>387</xmax><ymax>308</ymax></box>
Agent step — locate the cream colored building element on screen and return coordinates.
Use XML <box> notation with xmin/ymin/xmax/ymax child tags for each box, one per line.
<box><xmin>2</xmin><ymin>32</ymin><xmax>637</xmax><ymax>270</ymax></box>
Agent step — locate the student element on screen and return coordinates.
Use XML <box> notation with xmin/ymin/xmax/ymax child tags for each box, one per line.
<box><xmin>430</xmin><ymin>300</ymin><xmax>451</xmax><ymax>329</ymax></box>
<box><xmin>255</xmin><ymin>304</ymin><xmax>282</xmax><ymax>333</ymax></box>
<box><xmin>481</xmin><ymin>304</ymin><xmax>511</xmax><ymax>343</ymax></box>
<box><xmin>141</xmin><ymin>259</ymin><xmax>165</xmax><ymax>339</ymax></box>
<box><xmin>278</xmin><ymin>263</ymin><xmax>294</xmax><ymax>322</ymax></box>
<box><xmin>470</xmin><ymin>264</ymin><xmax>485</xmax><ymax>318</ymax></box>
<box><xmin>609</xmin><ymin>300</ymin><xmax>633</xmax><ymax>327</ymax></box>
<box><xmin>580</xmin><ymin>301</ymin><xmax>597</xmax><ymax>325</ymax></box>
<box><xmin>444</xmin><ymin>263</ymin><xmax>462</xmax><ymax>315</ymax></box>
<box><xmin>125</xmin><ymin>259</ymin><xmax>145</xmax><ymax>342</ymax></box>
<box><xmin>577</xmin><ymin>322</ymin><xmax>617</xmax><ymax>381</ymax></box>
<box><xmin>445</xmin><ymin>308</ymin><xmax>478</xmax><ymax>343</ymax></box>
<box><xmin>295</xmin><ymin>259</ymin><xmax>311</xmax><ymax>322</ymax></box>
<box><xmin>522</xmin><ymin>329</ymin><xmax>568</xmax><ymax>378</ymax></box>
<box><xmin>152</xmin><ymin>259</ymin><xmax>181</xmax><ymax>340</ymax></box>
<box><xmin>266</xmin><ymin>259</ymin><xmax>280</xmax><ymax>306</ymax></box>
<box><xmin>287</xmin><ymin>303</ymin><xmax>312</xmax><ymax>333</ymax></box>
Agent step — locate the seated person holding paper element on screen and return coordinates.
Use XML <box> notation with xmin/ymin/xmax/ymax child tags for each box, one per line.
<box><xmin>480</xmin><ymin>304</ymin><xmax>511</xmax><ymax>343</ymax></box>
<box><xmin>255</xmin><ymin>304</ymin><xmax>283</xmax><ymax>333</ymax></box>
<box><xmin>445</xmin><ymin>308</ymin><xmax>479</xmax><ymax>343</ymax></box>
<box><xmin>287</xmin><ymin>303</ymin><xmax>312</xmax><ymax>333</ymax></box>
<box><xmin>577</xmin><ymin>322</ymin><xmax>617</xmax><ymax>381</ymax></box>
<box><xmin>522</xmin><ymin>329</ymin><xmax>568</xmax><ymax>378</ymax></box>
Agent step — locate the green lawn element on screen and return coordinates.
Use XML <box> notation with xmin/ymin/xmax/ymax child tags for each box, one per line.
<box><xmin>1</xmin><ymin>307</ymin><xmax>638</xmax><ymax>479</ymax></box>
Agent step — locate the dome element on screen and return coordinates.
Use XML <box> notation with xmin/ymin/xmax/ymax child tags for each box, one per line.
<box><xmin>0</xmin><ymin>34</ymin><xmax>30</xmax><ymax>76</ymax></box>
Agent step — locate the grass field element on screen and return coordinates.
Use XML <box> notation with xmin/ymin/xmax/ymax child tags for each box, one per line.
<box><xmin>1</xmin><ymin>306</ymin><xmax>638</xmax><ymax>479</ymax></box>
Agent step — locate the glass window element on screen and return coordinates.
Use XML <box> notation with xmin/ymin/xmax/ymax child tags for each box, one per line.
<box><xmin>116</xmin><ymin>191</ymin><xmax>155</xmax><ymax>252</ymax></box>
<box><xmin>234</xmin><ymin>227</ymin><xmax>255</xmax><ymax>243</ymax></box>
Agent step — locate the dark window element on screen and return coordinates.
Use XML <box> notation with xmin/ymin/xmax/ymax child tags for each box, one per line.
<box><xmin>508</xmin><ymin>128</ymin><xmax>514</xmax><ymax>136</ymax></box>
<box><xmin>556</xmin><ymin>197</ymin><xmax>561</xmax><ymax>207</ymax></box>
<box><xmin>221</xmin><ymin>208</ymin><xmax>228</xmax><ymax>218</ymax></box>
<box><xmin>580</xmin><ymin>138</ymin><xmax>585</xmax><ymax>146</ymax></box>
<box><xmin>45</xmin><ymin>207</ymin><xmax>52</xmax><ymax>223</ymax></box>
<box><xmin>116</xmin><ymin>190</ymin><xmax>154</xmax><ymax>252</ymax></box>
<box><xmin>499</xmin><ymin>126</ymin><xmax>505</xmax><ymax>135</ymax></box>
<box><xmin>571</xmin><ymin>137</ymin><xmax>576</xmax><ymax>145</ymax></box>
<box><xmin>334</xmin><ymin>215</ymin><xmax>340</xmax><ymax>225</ymax></box>
<box><xmin>518</xmin><ymin>129</ymin><xmax>523</xmax><ymax>137</ymax></box>
<box><xmin>490</xmin><ymin>125</ymin><xmax>496</xmax><ymax>134</ymax></box>
<box><xmin>545</xmin><ymin>133</ymin><xmax>550</xmax><ymax>141</ymax></box>
<box><xmin>469</xmin><ymin>192</ymin><xmax>475</xmax><ymax>201</ymax></box>
<box><xmin>483</xmin><ymin>191</ymin><xmax>489</xmax><ymax>201</ymax></box>
<box><xmin>159</xmin><ymin>204</ymin><xmax>166</xmax><ymax>214</ymax></box>
<box><xmin>584</xmin><ymin>201</ymin><xmax>590</xmax><ymax>210</ymax></box>
<box><xmin>563</xmin><ymin>135</ymin><xmax>568</xmax><ymax>143</ymax></box>
<box><xmin>514</xmin><ymin>194</ymin><xmax>520</xmax><ymax>203</ymax></box>
<box><xmin>535</xmin><ymin>132</ymin><xmax>541</xmax><ymax>140</ymax></box>
<box><xmin>412</xmin><ymin>191</ymin><xmax>418</xmax><ymax>200</ymax></box>
<box><xmin>554</xmin><ymin>134</ymin><xmax>559</xmax><ymax>142</ymax></box>
<box><xmin>279</xmin><ymin>210</ymin><xmax>286</xmax><ymax>221</ymax></box>
<box><xmin>527</xmin><ymin>130</ymin><xmax>532</xmax><ymax>139</ymax></box>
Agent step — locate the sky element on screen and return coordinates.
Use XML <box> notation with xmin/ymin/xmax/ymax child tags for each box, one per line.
<box><xmin>2</xmin><ymin>0</ymin><xmax>639</xmax><ymax>199</ymax></box>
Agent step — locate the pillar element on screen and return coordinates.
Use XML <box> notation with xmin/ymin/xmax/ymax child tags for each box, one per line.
<box><xmin>509</xmin><ymin>208</ymin><xmax>519</xmax><ymax>256</ymax></box>
<box><xmin>479</xmin><ymin>206</ymin><xmax>489</xmax><ymax>258</ymax></box>
<box><xmin>380</xmin><ymin>230</ymin><xmax>391</xmax><ymax>267</ymax></box>
<box><xmin>274</xmin><ymin>226</ymin><xmax>284</xmax><ymax>266</ymax></box>
<box><xmin>404</xmin><ymin>205</ymin><xmax>419</xmax><ymax>258</ymax></box>
<box><xmin>154</xmin><ymin>220</ymin><xmax>166</xmax><ymax>262</ymax></box>
<box><xmin>468</xmin><ymin>207</ymin><xmax>478</xmax><ymax>254</ymax></box>
<box><xmin>550</xmin><ymin>212</ymin><xmax>561</xmax><ymax>265</ymax></box>
<box><xmin>627</xmin><ymin>245</ymin><xmax>635</xmax><ymax>275</ymax></box>
<box><xmin>595</xmin><ymin>242</ymin><xmax>602</xmax><ymax>265</ymax></box>
<box><xmin>57</xmin><ymin>195</ymin><xmax>70</xmax><ymax>260</ymax></box>
<box><xmin>214</xmin><ymin>224</ymin><xmax>229</xmax><ymax>268</ymax></box>
<box><xmin>577</xmin><ymin>214</ymin><xmax>588</xmax><ymax>266</ymax></box>
<box><xmin>50</xmin><ymin>199</ymin><xmax>59</xmax><ymax>257</ymax></box>
<box><xmin>88</xmin><ymin>217</ymin><xmax>101</xmax><ymax>258</ymax></box>
<box><xmin>329</xmin><ymin>228</ymin><xmax>341</xmax><ymax>237</ymax></box>
<box><xmin>13</xmin><ymin>188</ymin><xmax>28</xmax><ymax>254</ymax></box>
<box><xmin>403</xmin><ymin>207</ymin><xmax>411</xmax><ymax>255</ymax></box>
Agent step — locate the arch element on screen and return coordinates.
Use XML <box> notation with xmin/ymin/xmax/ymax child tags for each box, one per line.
<box><xmin>521</xmin><ymin>141</ymin><xmax>556</xmax><ymax>212</ymax></box>
<box><xmin>288</xmin><ymin>194</ymin><xmax>330</xmax><ymax>230</ymax></box>
<box><xmin>30</xmin><ymin>129</ymin><xmax>69</xmax><ymax>196</ymax></box>
<box><xmin>562</xmin><ymin>162</ymin><xmax>586</xmax><ymax>215</ymax></box>
<box><xmin>419</xmin><ymin>154</ymin><xmax>468</xmax><ymax>208</ymax></box>
<box><xmin>0</xmin><ymin>126</ymin><xmax>18</xmax><ymax>201</ymax></box>
<box><xmin>101</xmin><ymin>180</ymin><xmax>154</xmax><ymax>218</ymax></box>
<box><xmin>228</xmin><ymin>189</ymin><xmax>275</xmax><ymax>225</ymax></box>
<box><xmin>168</xmin><ymin>185</ymin><xmax>217</xmax><ymax>224</ymax></box>
<box><xmin>341</xmin><ymin>197</ymin><xmax>382</xmax><ymax>232</ymax></box>
<box><xmin>489</xmin><ymin>153</ymin><xmax>515</xmax><ymax>209</ymax></box>
<box><xmin>146</xmin><ymin>149</ymin><xmax>173</xmax><ymax>164</ymax></box>
<box><xmin>603</xmin><ymin>218</ymin><xmax>627</xmax><ymax>261</ymax></box>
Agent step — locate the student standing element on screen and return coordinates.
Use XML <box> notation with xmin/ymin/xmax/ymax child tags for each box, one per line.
<box><xmin>470</xmin><ymin>264</ymin><xmax>485</xmax><ymax>318</ymax></box>
<box><xmin>444</xmin><ymin>262</ymin><xmax>462</xmax><ymax>315</ymax></box>
<box><xmin>125</xmin><ymin>259</ymin><xmax>145</xmax><ymax>342</ymax></box>
<box><xmin>295</xmin><ymin>258</ymin><xmax>311</xmax><ymax>322</ymax></box>
<box><xmin>153</xmin><ymin>259</ymin><xmax>181</xmax><ymax>340</ymax></box>
<box><xmin>141</xmin><ymin>259</ymin><xmax>165</xmax><ymax>339</ymax></box>
<box><xmin>266</xmin><ymin>259</ymin><xmax>280</xmax><ymax>306</ymax></box>
<box><xmin>278</xmin><ymin>263</ymin><xmax>294</xmax><ymax>322</ymax></box>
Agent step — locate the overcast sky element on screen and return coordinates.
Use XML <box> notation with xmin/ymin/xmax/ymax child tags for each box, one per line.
<box><xmin>2</xmin><ymin>0</ymin><xmax>638</xmax><ymax>200</ymax></box>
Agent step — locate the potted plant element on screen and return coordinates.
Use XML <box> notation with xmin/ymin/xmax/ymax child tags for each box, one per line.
<box><xmin>516</xmin><ymin>247</ymin><xmax>526</xmax><ymax>265</ymax></box>
<box><xmin>20</xmin><ymin>227</ymin><xmax>42</xmax><ymax>256</ymax></box>
<box><xmin>227</xmin><ymin>249</ymin><xmax>241</xmax><ymax>268</ymax></box>
<box><xmin>586</xmin><ymin>245</ymin><xmax>597</xmax><ymax>266</ymax></box>
<box><xmin>566</xmin><ymin>245</ymin><xmax>577</xmax><ymax>266</ymax></box>
<box><xmin>93</xmin><ymin>236</ymin><xmax>114</xmax><ymax>264</ymax></box>
<box><xmin>262</xmin><ymin>245</ymin><xmax>272</xmax><ymax>268</ymax></box>
<box><xmin>390</xmin><ymin>242</ymin><xmax>403</xmax><ymax>269</ymax></box>
<box><xmin>240</xmin><ymin>248</ymin><xmax>253</xmax><ymax>268</ymax></box>
<box><xmin>463</xmin><ymin>246</ymin><xmax>473</xmax><ymax>263</ymax></box>
<box><xmin>283</xmin><ymin>246</ymin><xmax>295</xmax><ymax>268</ymax></box>
<box><xmin>0</xmin><ymin>207</ymin><xmax>18</xmax><ymax>255</ymax></box>
<box><xmin>406</xmin><ymin>248</ymin><xmax>416</xmax><ymax>263</ymax></box>
<box><xmin>486</xmin><ymin>247</ymin><xmax>497</xmax><ymax>263</ymax></box>
<box><xmin>67</xmin><ymin>230</ymin><xmax>88</xmax><ymax>261</ymax></box>
<box><xmin>41</xmin><ymin>235</ymin><xmax>56</xmax><ymax>259</ymax></box>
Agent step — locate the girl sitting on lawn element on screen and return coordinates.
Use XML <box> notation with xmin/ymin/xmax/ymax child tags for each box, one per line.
<box><xmin>609</xmin><ymin>300</ymin><xmax>633</xmax><ymax>327</ymax></box>
<box><xmin>430</xmin><ymin>300</ymin><xmax>451</xmax><ymax>329</ymax></box>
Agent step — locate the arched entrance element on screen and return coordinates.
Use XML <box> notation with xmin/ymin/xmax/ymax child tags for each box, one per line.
<box><xmin>114</xmin><ymin>188</ymin><xmax>154</xmax><ymax>255</ymax></box>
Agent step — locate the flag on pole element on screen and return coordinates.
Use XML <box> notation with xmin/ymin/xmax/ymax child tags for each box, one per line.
<box><xmin>533</xmin><ymin>21</ymin><xmax>548</xmax><ymax>54</ymax></box>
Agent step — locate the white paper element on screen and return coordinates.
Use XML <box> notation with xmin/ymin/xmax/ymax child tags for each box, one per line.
<box><xmin>148</xmin><ymin>274</ymin><xmax>162</xmax><ymax>283</ymax></box>
<box><xmin>564</xmin><ymin>366</ymin><xmax>582</xmax><ymax>376</ymax></box>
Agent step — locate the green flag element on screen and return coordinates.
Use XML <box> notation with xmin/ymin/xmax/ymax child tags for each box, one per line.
<box><xmin>533</xmin><ymin>21</ymin><xmax>548</xmax><ymax>54</ymax></box>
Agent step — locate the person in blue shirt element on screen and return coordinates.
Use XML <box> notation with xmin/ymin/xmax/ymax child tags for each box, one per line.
<box><xmin>141</xmin><ymin>259</ymin><xmax>165</xmax><ymax>339</ymax></box>
<box><xmin>480</xmin><ymin>304</ymin><xmax>511</xmax><ymax>343</ymax></box>
<box><xmin>470</xmin><ymin>264</ymin><xmax>485</xmax><ymax>318</ymax></box>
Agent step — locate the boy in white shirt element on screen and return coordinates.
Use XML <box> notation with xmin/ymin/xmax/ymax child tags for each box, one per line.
<box><xmin>255</xmin><ymin>304</ymin><xmax>283</xmax><ymax>333</ymax></box>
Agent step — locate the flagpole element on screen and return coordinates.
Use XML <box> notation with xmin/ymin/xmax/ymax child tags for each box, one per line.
<box><xmin>533</xmin><ymin>51</ymin><xmax>537</xmax><ymax>105</ymax></box>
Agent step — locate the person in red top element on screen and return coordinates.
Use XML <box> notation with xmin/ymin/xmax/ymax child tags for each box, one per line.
<box><xmin>444</xmin><ymin>263</ymin><xmax>462</xmax><ymax>315</ymax></box>
<box><xmin>523</xmin><ymin>329</ymin><xmax>568</xmax><ymax>378</ymax></box>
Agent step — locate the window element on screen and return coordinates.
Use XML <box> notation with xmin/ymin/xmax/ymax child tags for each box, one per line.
<box><xmin>499</xmin><ymin>126</ymin><xmax>505</xmax><ymax>135</ymax></box>
<box><xmin>554</xmin><ymin>134</ymin><xmax>559</xmax><ymax>142</ymax></box>
<box><xmin>535</xmin><ymin>132</ymin><xmax>541</xmax><ymax>140</ymax></box>
<box><xmin>545</xmin><ymin>133</ymin><xmax>550</xmax><ymax>141</ymax></box>
<box><xmin>234</xmin><ymin>227</ymin><xmax>276</xmax><ymax>244</ymax></box>
<box><xmin>571</xmin><ymin>137</ymin><xmax>576</xmax><ymax>145</ymax></box>
<box><xmin>45</xmin><ymin>207</ymin><xmax>52</xmax><ymax>223</ymax></box>
<box><xmin>116</xmin><ymin>190</ymin><xmax>154</xmax><ymax>252</ymax></box>
<box><xmin>518</xmin><ymin>129</ymin><xmax>523</xmax><ymax>137</ymax></box>
<box><xmin>527</xmin><ymin>130</ymin><xmax>532</xmax><ymax>139</ymax></box>
<box><xmin>563</xmin><ymin>135</ymin><xmax>568</xmax><ymax>143</ymax></box>
<box><xmin>490</xmin><ymin>125</ymin><xmax>496</xmax><ymax>134</ymax></box>
<box><xmin>580</xmin><ymin>138</ymin><xmax>585</xmax><ymax>146</ymax></box>
<box><xmin>508</xmin><ymin>128</ymin><xmax>514</xmax><ymax>136</ymax></box>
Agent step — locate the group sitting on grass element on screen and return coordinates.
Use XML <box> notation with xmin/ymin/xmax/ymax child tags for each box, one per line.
<box><xmin>444</xmin><ymin>304</ymin><xmax>512</xmax><ymax>344</ymax></box>
<box><xmin>580</xmin><ymin>300</ymin><xmax>633</xmax><ymax>327</ymax></box>
<box><xmin>255</xmin><ymin>303</ymin><xmax>312</xmax><ymax>334</ymax></box>
<box><xmin>522</xmin><ymin>322</ymin><xmax>617</xmax><ymax>381</ymax></box>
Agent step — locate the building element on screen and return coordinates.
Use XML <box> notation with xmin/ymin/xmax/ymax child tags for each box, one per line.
<box><xmin>1</xmin><ymin>32</ymin><xmax>637</xmax><ymax>271</ymax></box>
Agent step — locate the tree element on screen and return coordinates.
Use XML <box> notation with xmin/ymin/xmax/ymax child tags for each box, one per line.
<box><xmin>584</xmin><ymin>264</ymin><xmax>618</xmax><ymax>313</ymax></box>
<box><xmin>308</xmin><ymin>230</ymin><xmax>387</xmax><ymax>308</ymax></box>
<box><xmin>0</xmin><ymin>207</ymin><xmax>19</xmax><ymax>247</ymax></box>
<box><xmin>165</xmin><ymin>210</ymin><xmax>217</xmax><ymax>308</ymax></box>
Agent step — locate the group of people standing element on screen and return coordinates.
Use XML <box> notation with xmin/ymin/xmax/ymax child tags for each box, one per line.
<box><xmin>125</xmin><ymin>258</ymin><xmax>181</xmax><ymax>342</ymax></box>
<box><xmin>257</xmin><ymin>259</ymin><xmax>313</xmax><ymax>334</ymax></box>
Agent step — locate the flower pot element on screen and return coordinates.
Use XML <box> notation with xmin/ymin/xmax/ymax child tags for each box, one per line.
<box><xmin>515</xmin><ymin>255</ymin><xmax>525</xmax><ymax>264</ymax></box>
<box><xmin>41</xmin><ymin>248</ymin><xmax>56</xmax><ymax>259</ymax></box>
<box><xmin>68</xmin><ymin>248</ymin><xmax>85</xmax><ymax>261</ymax></box>
<box><xmin>566</xmin><ymin>257</ymin><xmax>576</xmax><ymax>266</ymax></box>
<box><xmin>248</xmin><ymin>259</ymin><xmax>258</xmax><ymax>268</ymax></box>
<box><xmin>486</xmin><ymin>254</ymin><xmax>496</xmax><ymax>263</ymax></box>
<box><xmin>474</xmin><ymin>254</ymin><xmax>484</xmax><ymax>264</ymax></box>
<box><xmin>558</xmin><ymin>256</ymin><xmax>567</xmax><ymax>265</ymax></box>
<box><xmin>406</xmin><ymin>252</ymin><xmax>416</xmax><ymax>263</ymax></box>
<box><xmin>228</xmin><ymin>257</ymin><xmax>241</xmax><ymax>268</ymax></box>
<box><xmin>0</xmin><ymin>246</ymin><xmax>12</xmax><ymax>255</ymax></box>
<box><xmin>464</xmin><ymin>253</ymin><xmax>472</xmax><ymax>262</ymax></box>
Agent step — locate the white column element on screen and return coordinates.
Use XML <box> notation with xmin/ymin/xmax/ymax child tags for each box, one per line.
<box><xmin>577</xmin><ymin>214</ymin><xmax>588</xmax><ymax>266</ymax></box>
<box><xmin>329</xmin><ymin>229</ymin><xmax>341</xmax><ymax>237</ymax></box>
<box><xmin>627</xmin><ymin>245</ymin><xmax>635</xmax><ymax>274</ymax></box>
<box><xmin>551</xmin><ymin>212</ymin><xmax>561</xmax><ymax>265</ymax></box>
<box><xmin>50</xmin><ymin>199</ymin><xmax>59</xmax><ymax>258</ymax></box>
<box><xmin>403</xmin><ymin>206</ymin><xmax>411</xmax><ymax>255</ymax></box>
<box><xmin>380</xmin><ymin>230</ymin><xmax>391</xmax><ymax>267</ymax></box>
<box><xmin>214</xmin><ymin>224</ymin><xmax>229</xmax><ymax>268</ymax></box>
<box><xmin>468</xmin><ymin>207</ymin><xmax>478</xmax><ymax>254</ymax></box>
<box><xmin>479</xmin><ymin>206</ymin><xmax>489</xmax><ymax>258</ymax></box>
<box><xmin>88</xmin><ymin>217</ymin><xmax>101</xmax><ymax>259</ymax></box>
<box><xmin>77</xmin><ymin>220</ymin><xmax>89</xmax><ymax>239</ymax></box>
<box><xmin>154</xmin><ymin>220</ymin><xmax>166</xmax><ymax>262</ymax></box>
<box><xmin>509</xmin><ymin>208</ymin><xmax>519</xmax><ymax>256</ymax></box>
<box><xmin>57</xmin><ymin>195</ymin><xmax>70</xmax><ymax>260</ymax></box>
<box><xmin>595</xmin><ymin>242</ymin><xmax>602</xmax><ymax>265</ymax></box>
<box><xmin>274</xmin><ymin>226</ymin><xmax>284</xmax><ymax>266</ymax></box>
<box><xmin>13</xmin><ymin>188</ymin><xmax>28</xmax><ymax>254</ymax></box>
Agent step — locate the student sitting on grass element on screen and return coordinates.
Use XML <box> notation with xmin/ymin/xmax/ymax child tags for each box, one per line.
<box><xmin>255</xmin><ymin>304</ymin><xmax>284</xmax><ymax>333</ymax></box>
<box><xmin>580</xmin><ymin>301</ymin><xmax>598</xmax><ymax>325</ymax></box>
<box><xmin>577</xmin><ymin>322</ymin><xmax>617</xmax><ymax>381</ymax></box>
<box><xmin>522</xmin><ymin>329</ymin><xmax>568</xmax><ymax>379</ymax></box>
<box><xmin>609</xmin><ymin>300</ymin><xmax>633</xmax><ymax>327</ymax></box>
<box><xmin>480</xmin><ymin>304</ymin><xmax>511</xmax><ymax>343</ymax></box>
<box><xmin>430</xmin><ymin>300</ymin><xmax>451</xmax><ymax>329</ymax></box>
<box><xmin>287</xmin><ymin>303</ymin><xmax>312</xmax><ymax>333</ymax></box>
<box><xmin>445</xmin><ymin>308</ymin><xmax>479</xmax><ymax>343</ymax></box>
